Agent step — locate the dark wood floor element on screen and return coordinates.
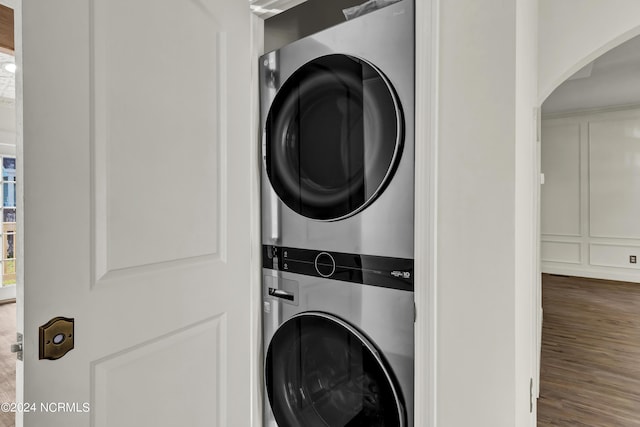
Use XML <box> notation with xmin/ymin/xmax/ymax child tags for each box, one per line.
<box><xmin>537</xmin><ymin>274</ymin><xmax>640</xmax><ymax>426</ymax></box>
<box><xmin>0</xmin><ymin>301</ymin><xmax>15</xmax><ymax>427</ymax></box>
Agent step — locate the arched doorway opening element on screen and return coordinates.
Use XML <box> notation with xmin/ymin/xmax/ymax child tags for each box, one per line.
<box><xmin>537</xmin><ymin>27</ymin><xmax>640</xmax><ymax>425</ymax></box>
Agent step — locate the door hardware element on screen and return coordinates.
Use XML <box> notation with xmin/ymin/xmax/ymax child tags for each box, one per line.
<box><xmin>10</xmin><ymin>332</ymin><xmax>22</xmax><ymax>361</ymax></box>
<box><xmin>530</xmin><ymin>377</ymin><xmax>534</xmax><ymax>413</ymax></box>
<box><xmin>268</xmin><ymin>288</ymin><xmax>294</xmax><ymax>301</ymax></box>
<box><xmin>39</xmin><ymin>317</ymin><xmax>74</xmax><ymax>360</ymax></box>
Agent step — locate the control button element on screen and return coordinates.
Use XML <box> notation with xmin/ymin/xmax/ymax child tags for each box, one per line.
<box><xmin>314</xmin><ymin>252</ymin><xmax>336</xmax><ymax>278</ymax></box>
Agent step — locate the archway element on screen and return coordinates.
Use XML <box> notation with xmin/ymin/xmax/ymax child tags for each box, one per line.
<box><xmin>536</xmin><ymin>9</ymin><xmax>640</xmax><ymax>425</ymax></box>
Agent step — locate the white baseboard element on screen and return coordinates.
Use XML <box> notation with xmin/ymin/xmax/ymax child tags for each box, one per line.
<box><xmin>542</xmin><ymin>263</ymin><xmax>640</xmax><ymax>284</ymax></box>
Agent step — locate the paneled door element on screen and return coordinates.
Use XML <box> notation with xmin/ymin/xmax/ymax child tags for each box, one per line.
<box><xmin>18</xmin><ymin>0</ymin><xmax>255</xmax><ymax>425</ymax></box>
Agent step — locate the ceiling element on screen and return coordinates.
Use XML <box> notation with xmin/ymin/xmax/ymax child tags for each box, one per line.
<box><xmin>0</xmin><ymin>2</ymin><xmax>634</xmax><ymax>112</ymax></box>
<box><xmin>543</xmin><ymin>34</ymin><xmax>640</xmax><ymax>114</ymax></box>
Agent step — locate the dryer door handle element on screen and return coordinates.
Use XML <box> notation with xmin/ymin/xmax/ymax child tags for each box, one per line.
<box><xmin>268</xmin><ymin>288</ymin><xmax>295</xmax><ymax>301</ymax></box>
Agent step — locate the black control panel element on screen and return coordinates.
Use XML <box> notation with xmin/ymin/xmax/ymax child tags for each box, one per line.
<box><xmin>262</xmin><ymin>245</ymin><xmax>414</xmax><ymax>292</ymax></box>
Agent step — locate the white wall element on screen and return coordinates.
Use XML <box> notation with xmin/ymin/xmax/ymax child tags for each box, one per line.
<box><xmin>514</xmin><ymin>0</ymin><xmax>538</xmax><ymax>425</ymax></box>
<box><xmin>538</xmin><ymin>0</ymin><xmax>640</xmax><ymax>102</ymax></box>
<box><xmin>542</xmin><ymin>35</ymin><xmax>640</xmax><ymax>115</ymax></box>
<box><xmin>0</xmin><ymin>101</ymin><xmax>16</xmax><ymax>156</ymax></box>
<box><xmin>541</xmin><ymin>107</ymin><xmax>640</xmax><ymax>282</ymax></box>
<box><xmin>253</xmin><ymin>2</ymin><xmax>640</xmax><ymax>427</ymax></box>
<box><xmin>436</xmin><ymin>1</ymin><xmax>538</xmax><ymax>426</ymax></box>
<box><xmin>435</xmin><ymin>2</ymin><xmax>640</xmax><ymax>425</ymax></box>
<box><xmin>437</xmin><ymin>2</ymin><xmax>640</xmax><ymax>426</ymax></box>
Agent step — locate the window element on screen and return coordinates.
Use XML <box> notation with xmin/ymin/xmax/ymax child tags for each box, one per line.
<box><xmin>1</xmin><ymin>156</ymin><xmax>16</xmax><ymax>286</ymax></box>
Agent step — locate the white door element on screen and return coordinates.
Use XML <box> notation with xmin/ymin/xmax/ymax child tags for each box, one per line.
<box><xmin>17</xmin><ymin>0</ymin><xmax>257</xmax><ymax>426</ymax></box>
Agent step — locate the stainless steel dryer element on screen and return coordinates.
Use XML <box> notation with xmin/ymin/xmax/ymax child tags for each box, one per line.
<box><xmin>260</xmin><ymin>0</ymin><xmax>415</xmax><ymax>260</ymax></box>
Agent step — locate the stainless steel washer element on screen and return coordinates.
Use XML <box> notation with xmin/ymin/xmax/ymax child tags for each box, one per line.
<box><xmin>262</xmin><ymin>266</ymin><xmax>414</xmax><ymax>427</ymax></box>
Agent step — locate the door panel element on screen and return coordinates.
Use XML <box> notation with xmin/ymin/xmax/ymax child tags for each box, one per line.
<box><xmin>93</xmin><ymin>316</ymin><xmax>225</xmax><ymax>427</ymax></box>
<box><xmin>93</xmin><ymin>0</ymin><xmax>222</xmax><ymax>273</ymax></box>
<box><xmin>20</xmin><ymin>0</ymin><xmax>253</xmax><ymax>425</ymax></box>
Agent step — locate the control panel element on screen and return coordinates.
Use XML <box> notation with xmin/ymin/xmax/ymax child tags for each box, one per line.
<box><xmin>262</xmin><ymin>245</ymin><xmax>414</xmax><ymax>291</ymax></box>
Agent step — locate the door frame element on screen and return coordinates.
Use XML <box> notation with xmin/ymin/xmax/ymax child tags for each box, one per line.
<box><xmin>250</xmin><ymin>13</ymin><xmax>264</xmax><ymax>427</ymax></box>
<box><xmin>251</xmin><ymin>2</ymin><xmax>438</xmax><ymax>425</ymax></box>
<box><xmin>13</xmin><ymin>2</ymin><xmax>435</xmax><ymax>426</ymax></box>
<box><xmin>11</xmin><ymin>0</ymin><xmax>22</xmax><ymax>425</ymax></box>
<box><xmin>413</xmin><ymin>1</ymin><xmax>438</xmax><ymax>427</ymax></box>
<box><xmin>0</xmin><ymin>0</ymin><xmax>16</xmax><ymax>303</ymax></box>
<box><xmin>251</xmin><ymin>3</ymin><xmax>439</xmax><ymax>425</ymax></box>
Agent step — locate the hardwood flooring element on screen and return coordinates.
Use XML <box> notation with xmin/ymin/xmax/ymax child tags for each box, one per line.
<box><xmin>538</xmin><ymin>274</ymin><xmax>640</xmax><ymax>426</ymax></box>
<box><xmin>0</xmin><ymin>276</ymin><xmax>636</xmax><ymax>427</ymax></box>
<box><xmin>0</xmin><ymin>301</ymin><xmax>15</xmax><ymax>427</ymax></box>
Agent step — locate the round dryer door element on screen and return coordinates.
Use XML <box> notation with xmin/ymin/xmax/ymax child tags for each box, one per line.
<box><xmin>265</xmin><ymin>54</ymin><xmax>403</xmax><ymax>221</ymax></box>
<box><xmin>265</xmin><ymin>312</ymin><xmax>405</xmax><ymax>427</ymax></box>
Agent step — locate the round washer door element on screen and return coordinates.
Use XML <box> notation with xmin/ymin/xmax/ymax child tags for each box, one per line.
<box><xmin>265</xmin><ymin>54</ymin><xmax>403</xmax><ymax>221</ymax></box>
<box><xmin>265</xmin><ymin>312</ymin><xmax>405</xmax><ymax>427</ymax></box>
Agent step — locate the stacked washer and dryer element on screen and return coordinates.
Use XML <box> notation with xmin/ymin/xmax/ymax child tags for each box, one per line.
<box><xmin>260</xmin><ymin>1</ymin><xmax>415</xmax><ymax>425</ymax></box>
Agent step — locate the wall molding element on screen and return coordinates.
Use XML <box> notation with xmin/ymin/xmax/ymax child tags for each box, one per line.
<box><xmin>540</xmin><ymin>121</ymin><xmax>582</xmax><ymax>237</ymax></box>
<box><xmin>542</xmin><ymin>105</ymin><xmax>640</xmax><ymax>282</ymax></box>
<box><xmin>541</xmin><ymin>240</ymin><xmax>582</xmax><ymax>264</ymax></box>
<box><xmin>542</xmin><ymin>102</ymin><xmax>640</xmax><ymax>120</ymax></box>
<box><xmin>589</xmin><ymin>242</ymin><xmax>640</xmax><ymax>269</ymax></box>
<box><xmin>589</xmin><ymin>232</ymin><xmax>640</xmax><ymax>241</ymax></box>
<box><xmin>542</xmin><ymin>104</ymin><xmax>640</xmax><ymax>120</ymax></box>
<box><xmin>413</xmin><ymin>0</ymin><xmax>438</xmax><ymax>426</ymax></box>
<box><xmin>541</xmin><ymin>232</ymin><xmax>581</xmax><ymax>238</ymax></box>
<box><xmin>249</xmin><ymin>13</ymin><xmax>264</xmax><ymax>427</ymax></box>
<box><xmin>587</xmin><ymin>114</ymin><xmax>640</xmax><ymax>241</ymax></box>
<box><xmin>542</xmin><ymin>265</ymin><xmax>640</xmax><ymax>284</ymax></box>
<box><xmin>541</xmin><ymin>233</ymin><xmax>582</xmax><ymax>241</ymax></box>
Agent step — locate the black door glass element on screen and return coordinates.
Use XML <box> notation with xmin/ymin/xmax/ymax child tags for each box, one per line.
<box><xmin>266</xmin><ymin>313</ymin><xmax>404</xmax><ymax>427</ymax></box>
<box><xmin>266</xmin><ymin>54</ymin><xmax>403</xmax><ymax>220</ymax></box>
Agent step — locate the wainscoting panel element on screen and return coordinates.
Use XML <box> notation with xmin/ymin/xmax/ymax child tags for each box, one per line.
<box><xmin>542</xmin><ymin>108</ymin><xmax>640</xmax><ymax>282</ymax></box>
<box><xmin>589</xmin><ymin>117</ymin><xmax>640</xmax><ymax>240</ymax></box>
<box><xmin>541</xmin><ymin>240</ymin><xmax>582</xmax><ymax>264</ymax></box>
<box><xmin>590</xmin><ymin>243</ymin><xmax>640</xmax><ymax>270</ymax></box>
<box><xmin>541</xmin><ymin>122</ymin><xmax>581</xmax><ymax>236</ymax></box>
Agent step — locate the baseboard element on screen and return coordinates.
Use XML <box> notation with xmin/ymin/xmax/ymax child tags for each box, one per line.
<box><xmin>542</xmin><ymin>264</ymin><xmax>640</xmax><ymax>284</ymax></box>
